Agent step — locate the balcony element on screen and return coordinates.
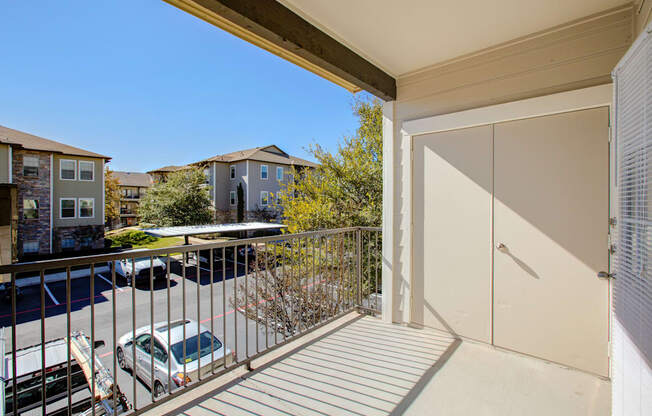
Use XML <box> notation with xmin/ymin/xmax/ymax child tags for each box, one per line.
<box><xmin>0</xmin><ymin>226</ymin><xmax>610</xmax><ymax>415</ymax></box>
<box><xmin>0</xmin><ymin>227</ymin><xmax>382</xmax><ymax>415</ymax></box>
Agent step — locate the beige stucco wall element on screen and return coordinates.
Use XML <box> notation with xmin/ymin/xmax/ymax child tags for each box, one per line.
<box><xmin>247</xmin><ymin>160</ymin><xmax>288</xmax><ymax>210</ymax></box>
<box><xmin>53</xmin><ymin>154</ymin><xmax>104</xmax><ymax>227</ymax></box>
<box><xmin>212</xmin><ymin>162</ymin><xmax>230</xmax><ymax>211</ymax></box>
<box><xmin>0</xmin><ymin>144</ymin><xmax>9</xmax><ymax>183</ymax></box>
<box><xmin>383</xmin><ymin>5</ymin><xmax>633</xmax><ymax>324</ymax></box>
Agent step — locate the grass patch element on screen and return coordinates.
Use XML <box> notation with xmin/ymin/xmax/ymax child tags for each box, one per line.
<box><xmin>109</xmin><ymin>230</ymin><xmax>183</xmax><ymax>250</ymax></box>
<box><xmin>136</xmin><ymin>236</ymin><xmax>184</xmax><ymax>249</ymax></box>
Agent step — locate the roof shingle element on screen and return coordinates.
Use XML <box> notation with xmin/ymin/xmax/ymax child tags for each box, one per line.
<box><xmin>0</xmin><ymin>125</ymin><xmax>110</xmax><ymax>159</ymax></box>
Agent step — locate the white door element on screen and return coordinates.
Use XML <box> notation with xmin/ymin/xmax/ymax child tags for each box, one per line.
<box><xmin>412</xmin><ymin>125</ymin><xmax>492</xmax><ymax>342</ymax></box>
<box><xmin>493</xmin><ymin>107</ymin><xmax>610</xmax><ymax>376</ymax></box>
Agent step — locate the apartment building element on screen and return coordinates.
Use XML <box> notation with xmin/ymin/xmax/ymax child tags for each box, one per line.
<box><xmin>149</xmin><ymin>145</ymin><xmax>317</xmax><ymax>222</ymax></box>
<box><xmin>147</xmin><ymin>165</ymin><xmax>183</xmax><ymax>183</ymax></box>
<box><xmin>0</xmin><ymin>125</ymin><xmax>109</xmax><ymax>259</ymax></box>
<box><xmin>113</xmin><ymin>171</ymin><xmax>152</xmax><ymax>227</ymax></box>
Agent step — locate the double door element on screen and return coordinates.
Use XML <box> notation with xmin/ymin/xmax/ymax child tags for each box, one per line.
<box><xmin>412</xmin><ymin>107</ymin><xmax>610</xmax><ymax>376</ymax></box>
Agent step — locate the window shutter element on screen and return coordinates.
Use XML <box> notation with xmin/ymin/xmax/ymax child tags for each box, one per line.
<box><xmin>612</xmin><ymin>22</ymin><xmax>652</xmax><ymax>415</ymax></box>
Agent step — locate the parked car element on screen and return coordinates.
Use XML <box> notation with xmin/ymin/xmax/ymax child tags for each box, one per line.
<box><xmin>190</xmin><ymin>245</ymin><xmax>256</xmax><ymax>269</ymax></box>
<box><xmin>2</xmin><ymin>330</ymin><xmax>129</xmax><ymax>415</ymax></box>
<box><xmin>116</xmin><ymin>319</ymin><xmax>233</xmax><ymax>397</ymax></box>
<box><xmin>114</xmin><ymin>256</ymin><xmax>167</xmax><ymax>285</ymax></box>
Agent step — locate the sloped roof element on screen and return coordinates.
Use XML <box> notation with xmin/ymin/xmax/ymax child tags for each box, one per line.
<box><xmin>113</xmin><ymin>171</ymin><xmax>153</xmax><ymax>187</ymax></box>
<box><xmin>147</xmin><ymin>165</ymin><xmax>186</xmax><ymax>174</ymax></box>
<box><xmin>196</xmin><ymin>145</ymin><xmax>318</xmax><ymax>168</ymax></box>
<box><xmin>0</xmin><ymin>125</ymin><xmax>110</xmax><ymax>159</ymax></box>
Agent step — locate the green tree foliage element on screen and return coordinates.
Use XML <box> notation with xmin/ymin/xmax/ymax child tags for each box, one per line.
<box><xmin>104</xmin><ymin>167</ymin><xmax>120</xmax><ymax>224</ymax></box>
<box><xmin>277</xmin><ymin>98</ymin><xmax>382</xmax><ymax>232</ymax></box>
<box><xmin>139</xmin><ymin>167</ymin><xmax>213</xmax><ymax>226</ymax></box>
<box><xmin>110</xmin><ymin>230</ymin><xmax>157</xmax><ymax>247</ymax></box>
<box><xmin>237</xmin><ymin>182</ymin><xmax>244</xmax><ymax>223</ymax></box>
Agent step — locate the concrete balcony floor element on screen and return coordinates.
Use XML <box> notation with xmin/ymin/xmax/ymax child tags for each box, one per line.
<box><xmin>147</xmin><ymin>314</ymin><xmax>610</xmax><ymax>416</ymax></box>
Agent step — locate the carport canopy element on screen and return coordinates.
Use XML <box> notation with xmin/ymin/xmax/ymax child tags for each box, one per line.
<box><xmin>143</xmin><ymin>222</ymin><xmax>287</xmax><ymax>244</ymax></box>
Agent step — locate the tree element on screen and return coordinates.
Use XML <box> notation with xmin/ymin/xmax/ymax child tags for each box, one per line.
<box><xmin>232</xmin><ymin>98</ymin><xmax>383</xmax><ymax>335</ymax></box>
<box><xmin>237</xmin><ymin>182</ymin><xmax>244</xmax><ymax>223</ymax></box>
<box><xmin>233</xmin><ymin>235</ymin><xmax>354</xmax><ymax>337</ymax></box>
<box><xmin>138</xmin><ymin>167</ymin><xmax>213</xmax><ymax>226</ymax></box>
<box><xmin>104</xmin><ymin>167</ymin><xmax>120</xmax><ymax>225</ymax></box>
<box><xmin>276</xmin><ymin>97</ymin><xmax>382</xmax><ymax>233</ymax></box>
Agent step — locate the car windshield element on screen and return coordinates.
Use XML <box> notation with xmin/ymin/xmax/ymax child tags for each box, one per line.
<box><xmin>170</xmin><ymin>331</ymin><xmax>223</xmax><ymax>364</ymax></box>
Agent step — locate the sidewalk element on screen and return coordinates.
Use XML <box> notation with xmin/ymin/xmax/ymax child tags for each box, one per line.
<box><xmin>14</xmin><ymin>265</ymin><xmax>111</xmax><ymax>288</ymax></box>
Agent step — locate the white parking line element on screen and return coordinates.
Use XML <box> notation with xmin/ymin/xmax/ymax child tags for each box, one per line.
<box><xmin>96</xmin><ymin>273</ymin><xmax>124</xmax><ymax>292</ymax></box>
<box><xmin>43</xmin><ymin>283</ymin><xmax>60</xmax><ymax>305</ymax></box>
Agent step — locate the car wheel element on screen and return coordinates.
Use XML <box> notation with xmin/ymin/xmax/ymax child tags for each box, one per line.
<box><xmin>154</xmin><ymin>381</ymin><xmax>165</xmax><ymax>398</ymax></box>
<box><xmin>117</xmin><ymin>347</ymin><xmax>127</xmax><ymax>370</ymax></box>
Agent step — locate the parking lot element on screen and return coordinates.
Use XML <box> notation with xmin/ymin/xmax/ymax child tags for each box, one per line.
<box><xmin>1</xmin><ymin>255</ymin><xmax>289</xmax><ymax>412</ymax></box>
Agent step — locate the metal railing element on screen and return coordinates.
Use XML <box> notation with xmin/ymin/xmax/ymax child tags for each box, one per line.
<box><xmin>0</xmin><ymin>226</ymin><xmax>381</xmax><ymax>415</ymax></box>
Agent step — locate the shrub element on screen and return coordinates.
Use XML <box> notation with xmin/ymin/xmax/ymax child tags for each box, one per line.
<box><xmin>111</xmin><ymin>230</ymin><xmax>157</xmax><ymax>247</ymax></box>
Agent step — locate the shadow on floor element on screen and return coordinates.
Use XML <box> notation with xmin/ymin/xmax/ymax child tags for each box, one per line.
<box><xmin>160</xmin><ymin>315</ymin><xmax>460</xmax><ymax>416</ymax></box>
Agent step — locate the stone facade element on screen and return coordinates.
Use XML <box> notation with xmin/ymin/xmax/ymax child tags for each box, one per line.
<box><xmin>12</xmin><ymin>149</ymin><xmax>51</xmax><ymax>256</ymax></box>
<box><xmin>53</xmin><ymin>225</ymin><xmax>105</xmax><ymax>252</ymax></box>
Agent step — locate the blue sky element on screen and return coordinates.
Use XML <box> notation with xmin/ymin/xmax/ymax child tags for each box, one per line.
<box><xmin>0</xmin><ymin>1</ymin><xmax>367</xmax><ymax>172</ymax></box>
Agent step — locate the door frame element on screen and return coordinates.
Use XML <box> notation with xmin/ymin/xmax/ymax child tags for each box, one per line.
<box><xmin>402</xmin><ymin>84</ymin><xmax>613</xmax><ymax>354</ymax></box>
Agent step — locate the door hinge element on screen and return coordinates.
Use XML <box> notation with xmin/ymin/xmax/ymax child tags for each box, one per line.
<box><xmin>609</xmin><ymin>217</ymin><xmax>617</xmax><ymax>227</ymax></box>
<box><xmin>609</xmin><ymin>244</ymin><xmax>616</xmax><ymax>255</ymax></box>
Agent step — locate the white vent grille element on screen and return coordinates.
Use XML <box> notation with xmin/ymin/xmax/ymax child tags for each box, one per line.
<box><xmin>613</xmin><ymin>29</ymin><xmax>652</xmax><ymax>369</ymax></box>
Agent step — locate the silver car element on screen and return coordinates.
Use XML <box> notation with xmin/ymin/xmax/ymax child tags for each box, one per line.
<box><xmin>116</xmin><ymin>320</ymin><xmax>233</xmax><ymax>397</ymax></box>
<box><xmin>114</xmin><ymin>256</ymin><xmax>167</xmax><ymax>285</ymax></box>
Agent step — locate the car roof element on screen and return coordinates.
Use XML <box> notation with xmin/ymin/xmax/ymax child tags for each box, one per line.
<box><xmin>136</xmin><ymin>319</ymin><xmax>209</xmax><ymax>345</ymax></box>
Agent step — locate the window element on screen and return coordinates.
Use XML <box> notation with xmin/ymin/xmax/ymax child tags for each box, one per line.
<box><xmin>23</xmin><ymin>156</ymin><xmax>39</xmax><ymax>176</ymax></box>
<box><xmin>23</xmin><ymin>199</ymin><xmax>39</xmax><ymax>219</ymax></box>
<box><xmin>61</xmin><ymin>238</ymin><xmax>75</xmax><ymax>250</ymax></box>
<box><xmin>170</xmin><ymin>331</ymin><xmax>222</xmax><ymax>364</ymax></box>
<box><xmin>135</xmin><ymin>334</ymin><xmax>151</xmax><ymax>353</ymax></box>
<box><xmin>23</xmin><ymin>241</ymin><xmax>39</xmax><ymax>254</ymax></box>
<box><xmin>79</xmin><ymin>161</ymin><xmax>94</xmax><ymax>181</ymax></box>
<box><xmin>152</xmin><ymin>340</ymin><xmax>168</xmax><ymax>363</ymax></box>
<box><xmin>260</xmin><ymin>164</ymin><xmax>268</xmax><ymax>180</ymax></box>
<box><xmin>203</xmin><ymin>167</ymin><xmax>210</xmax><ymax>184</ymax></box>
<box><xmin>60</xmin><ymin>198</ymin><xmax>76</xmax><ymax>218</ymax></box>
<box><xmin>81</xmin><ymin>236</ymin><xmax>93</xmax><ymax>248</ymax></box>
<box><xmin>229</xmin><ymin>191</ymin><xmax>236</xmax><ymax>206</ymax></box>
<box><xmin>230</xmin><ymin>165</ymin><xmax>236</xmax><ymax>180</ymax></box>
<box><xmin>79</xmin><ymin>198</ymin><xmax>94</xmax><ymax>218</ymax></box>
<box><xmin>276</xmin><ymin>166</ymin><xmax>283</xmax><ymax>181</ymax></box>
<box><xmin>260</xmin><ymin>191</ymin><xmax>269</xmax><ymax>206</ymax></box>
<box><xmin>60</xmin><ymin>159</ymin><xmax>76</xmax><ymax>180</ymax></box>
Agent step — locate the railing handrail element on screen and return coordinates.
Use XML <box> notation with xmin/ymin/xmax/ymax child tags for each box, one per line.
<box><xmin>0</xmin><ymin>226</ymin><xmax>380</xmax><ymax>274</ymax></box>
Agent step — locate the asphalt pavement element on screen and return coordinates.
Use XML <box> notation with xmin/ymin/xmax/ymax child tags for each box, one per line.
<box><xmin>1</xmin><ymin>256</ymin><xmax>293</xmax><ymax>413</ymax></box>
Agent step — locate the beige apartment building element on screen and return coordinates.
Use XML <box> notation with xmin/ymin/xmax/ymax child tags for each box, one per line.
<box><xmin>149</xmin><ymin>145</ymin><xmax>317</xmax><ymax>222</ymax></box>
<box><xmin>113</xmin><ymin>171</ymin><xmax>153</xmax><ymax>227</ymax></box>
<box><xmin>0</xmin><ymin>125</ymin><xmax>108</xmax><ymax>259</ymax></box>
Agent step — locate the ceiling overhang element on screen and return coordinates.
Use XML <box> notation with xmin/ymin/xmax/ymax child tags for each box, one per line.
<box><xmin>164</xmin><ymin>0</ymin><xmax>397</xmax><ymax>100</ymax></box>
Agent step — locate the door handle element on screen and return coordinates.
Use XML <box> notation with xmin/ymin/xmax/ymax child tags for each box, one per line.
<box><xmin>496</xmin><ymin>243</ymin><xmax>507</xmax><ymax>251</ymax></box>
<box><xmin>597</xmin><ymin>271</ymin><xmax>615</xmax><ymax>280</ymax></box>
